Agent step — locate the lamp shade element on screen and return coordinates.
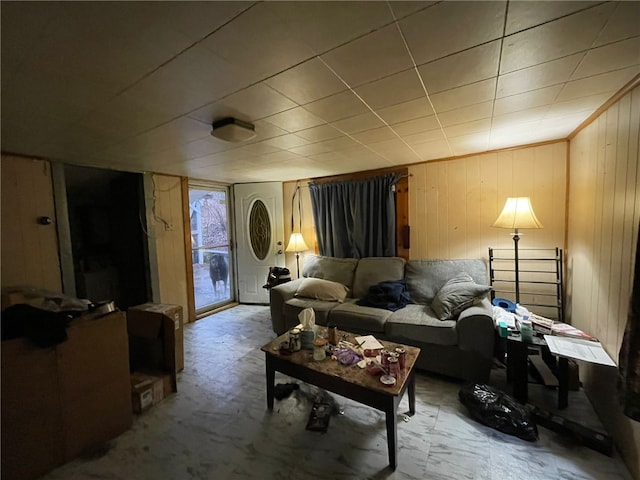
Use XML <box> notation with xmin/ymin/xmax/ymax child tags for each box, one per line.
<box><xmin>285</xmin><ymin>232</ymin><xmax>309</xmax><ymax>253</ymax></box>
<box><xmin>492</xmin><ymin>197</ymin><xmax>543</xmax><ymax>230</ymax></box>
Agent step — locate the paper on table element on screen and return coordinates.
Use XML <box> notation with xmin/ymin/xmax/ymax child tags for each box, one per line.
<box><xmin>355</xmin><ymin>335</ymin><xmax>384</xmax><ymax>350</ymax></box>
<box><xmin>543</xmin><ymin>335</ymin><xmax>616</xmax><ymax>367</ymax></box>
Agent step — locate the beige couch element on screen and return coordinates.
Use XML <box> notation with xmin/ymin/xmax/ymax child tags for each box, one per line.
<box><xmin>269</xmin><ymin>255</ymin><xmax>495</xmax><ymax>382</ymax></box>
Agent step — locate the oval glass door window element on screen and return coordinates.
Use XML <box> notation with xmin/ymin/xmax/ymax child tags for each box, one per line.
<box><xmin>249</xmin><ymin>200</ymin><xmax>271</xmax><ymax>260</ymax></box>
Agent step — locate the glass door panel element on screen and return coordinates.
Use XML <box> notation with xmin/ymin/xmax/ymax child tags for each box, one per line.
<box><xmin>189</xmin><ymin>185</ymin><xmax>233</xmax><ymax>313</ymax></box>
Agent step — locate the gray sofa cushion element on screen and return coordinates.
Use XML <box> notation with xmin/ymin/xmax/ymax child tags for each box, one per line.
<box><xmin>295</xmin><ymin>277</ymin><xmax>349</xmax><ymax>302</ymax></box>
<box><xmin>327</xmin><ymin>299</ymin><xmax>391</xmax><ymax>333</ymax></box>
<box><xmin>302</xmin><ymin>255</ymin><xmax>358</xmax><ymax>295</ymax></box>
<box><xmin>352</xmin><ymin>257</ymin><xmax>406</xmax><ymax>298</ymax></box>
<box><xmin>406</xmin><ymin>259</ymin><xmax>488</xmax><ymax>305</ymax></box>
<box><xmin>385</xmin><ymin>304</ymin><xmax>458</xmax><ymax>346</ymax></box>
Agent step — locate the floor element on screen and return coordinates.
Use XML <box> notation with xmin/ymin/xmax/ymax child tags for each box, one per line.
<box><xmin>42</xmin><ymin>305</ymin><xmax>632</xmax><ymax>480</ymax></box>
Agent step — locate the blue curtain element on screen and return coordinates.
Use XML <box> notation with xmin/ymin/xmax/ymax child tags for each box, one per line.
<box><xmin>309</xmin><ymin>173</ymin><xmax>401</xmax><ymax>258</ymax></box>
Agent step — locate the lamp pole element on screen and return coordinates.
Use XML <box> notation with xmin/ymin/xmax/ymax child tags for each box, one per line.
<box><xmin>512</xmin><ymin>228</ymin><xmax>520</xmax><ymax>304</ymax></box>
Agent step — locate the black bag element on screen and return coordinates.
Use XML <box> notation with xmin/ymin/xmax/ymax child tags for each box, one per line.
<box><xmin>263</xmin><ymin>266</ymin><xmax>291</xmax><ymax>289</ymax></box>
<box><xmin>459</xmin><ymin>383</ymin><xmax>538</xmax><ymax>441</ymax></box>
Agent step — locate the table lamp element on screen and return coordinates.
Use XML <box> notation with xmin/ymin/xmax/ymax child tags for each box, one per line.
<box><xmin>286</xmin><ymin>232</ymin><xmax>309</xmax><ymax>278</ymax></box>
<box><xmin>492</xmin><ymin>197</ymin><xmax>543</xmax><ymax>303</ymax></box>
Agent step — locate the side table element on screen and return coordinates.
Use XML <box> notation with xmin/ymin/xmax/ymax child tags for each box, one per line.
<box><xmin>506</xmin><ymin>333</ymin><xmax>569</xmax><ymax>409</ymax></box>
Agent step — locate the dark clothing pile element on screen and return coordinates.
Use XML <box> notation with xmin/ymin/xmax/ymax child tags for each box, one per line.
<box><xmin>356</xmin><ymin>280</ymin><xmax>411</xmax><ymax>312</ymax></box>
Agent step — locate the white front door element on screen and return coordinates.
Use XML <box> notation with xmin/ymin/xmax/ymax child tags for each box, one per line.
<box><xmin>234</xmin><ymin>182</ymin><xmax>285</xmax><ymax>303</ymax></box>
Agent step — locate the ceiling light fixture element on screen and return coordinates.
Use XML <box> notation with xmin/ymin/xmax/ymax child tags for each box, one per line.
<box><xmin>210</xmin><ymin>117</ymin><xmax>256</xmax><ymax>142</ymax></box>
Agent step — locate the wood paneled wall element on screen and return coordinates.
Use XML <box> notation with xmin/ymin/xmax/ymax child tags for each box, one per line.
<box><xmin>567</xmin><ymin>85</ymin><xmax>640</xmax><ymax>478</ymax></box>
<box><xmin>408</xmin><ymin>142</ymin><xmax>568</xmax><ymax>261</ymax></box>
<box><xmin>1</xmin><ymin>155</ymin><xmax>62</xmax><ymax>292</ymax></box>
<box><xmin>282</xmin><ymin>180</ymin><xmax>315</xmax><ymax>277</ymax></box>
<box><xmin>146</xmin><ymin>174</ymin><xmax>190</xmax><ymax>322</ymax></box>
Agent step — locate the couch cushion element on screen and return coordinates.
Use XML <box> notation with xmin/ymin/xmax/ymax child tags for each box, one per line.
<box><xmin>352</xmin><ymin>257</ymin><xmax>406</xmax><ymax>298</ymax></box>
<box><xmin>302</xmin><ymin>255</ymin><xmax>359</xmax><ymax>295</ymax></box>
<box><xmin>327</xmin><ymin>299</ymin><xmax>391</xmax><ymax>333</ymax></box>
<box><xmin>295</xmin><ymin>277</ymin><xmax>349</xmax><ymax>302</ymax></box>
<box><xmin>431</xmin><ymin>273</ymin><xmax>492</xmax><ymax>320</ymax></box>
<box><xmin>405</xmin><ymin>259</ymin><xmax>488</xmax><ymax>305</ymax></box>
<box><xmin>385</xmin><ymin>304</ymin><xmax>458</xmax><ymax>346</ymax></box>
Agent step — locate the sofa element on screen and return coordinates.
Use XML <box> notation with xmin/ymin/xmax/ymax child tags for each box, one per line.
<box><xmin>269</xmin><ymin>255</ymin><xmax>495</xmax><ymax>382</ymax></box>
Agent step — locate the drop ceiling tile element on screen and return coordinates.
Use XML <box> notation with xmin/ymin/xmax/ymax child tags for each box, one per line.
<box><xmin>505</xmin><ymin>1</ymin><xmax>599</xmax><ymax>35</ymax></box>
<box><xmin>200</xmin><ymin>3</ymin><xmax>315</xmax><ymax>81</ymax></box>
<box><xmin>263</xmin><ymin>134</ymin><xmax>311</xmax><ymax>150</ymax></box>
<box><xmin>444</xmin><ymin>118</ymin><xmax>492</xmax><ymax>138</ymax></box>
<box><xmin>391</xmin><ymin>115</ymin><xmax>440</xmax><ymax>137</ymax></box>
<box><xmin>413</xmin><ymin>139</ymin><xmax>452</xmax><ymax>160</ymax></box>
<box><xmin>571</xmin><ymin>37</ymin><xmax>640</xmax><ymax>80</ymax></box>
<box><xmin>248</xmin><ymin>119</ymin><xmax>290</xmax><ymax>144</ymax></box>
<box><xmin>556</xmin><ymin>66</ymin><xmax>640</xmax><ymax>101</ymax></box>
<box><xmin>401</xmin><ymin>128</ymin><xmax>447</xmax><ymax>146</ymax></box>
<box><xmin>500</xmin><ymin>3</ymin><xmax>615</xmax><ymax>74</ymax></box>
<box><xmin>315</xmin><ymin>135</ymin><xmax>360</xmax><ymax>152</ymax></box>
<box><xmin>450</xmin><ymin>131</ymin><xmax>491</xmax><ymax>156</ymax></box>
<box><xmin>545</xmin><ymin>92</ymin><xmax>613</xmax><ymax>118</ymax></box>
<box><xmin>342</xmin><ymin>145</ymin><xmax>382</xmax><ymax>162</ymax></box>
<box><xmin>234</xmin><ymin>142</ymin><xmax>282</xmax><ymax>156</ymax></box>
<box><xmin>303</xmin><ymin>91</ymin><xmax>369</xmax><ymax>122</ymax></box>
<box><xmin>418</xmin><ymin>40</ymin><xmax>501</xmax><ymax>94</ymax></box>
<box><xmin>263</xmin><ymin>107</ymin><xmax>326</xmax><ymax>132</ymax></box>
<box><xmin>265</xmin><ymin>58</ymin><xmax>347</xmax><ymax>105</ymax></box>
<box><xmin>375</xmin><ymin>98</ymin><xmax>435</xmax><ymax>125</ymax></box>
<box><xmin>594</xmin><ymin>2</ymin><xmax>640</xmax><ymax>46</ymax></box>
<box><xmin>493</xmin><ymin>85</ymin><xmax>563</xmax><ymax>116</ymax></box>
<box><xmin>332</xmin><ymin>112</ymin><xmax>385</xmax><ymax>135</ymax></box>
<box><xmin>388</xmin><ymin>1</ymin><xmax>437</xmax><ymax>20</ymax></box>
<box><xmin>352</xmin><ymin>127</ymin><xmax>399</xmax><ymax>144</ymax></box>
<box><xmin>438</xmin><ymin>101</ymin><xmax>493</xmax><ymax>127</ymax></box>
<box><xmin>496</xmin><ymin>53</ymin><xmax>583</xmax><ymax>98</ymax></box>
<box><xmin>296</xmin><ymin>124</ymin><xmax>344</xmax><ymax>142</ymax></box>
<box><xmin>367</xmin><ymin>139</ymin><xmax>419</xmax><ymax>163</ymax></box>
<box><xmin>430</xmin><ymin>78</ymin><xmax>497</xmax><ymax>113</ymax></box>
<box><xmin>400</xmin><ymin>1</ymin><xmax>505</xmax><ymax>65</ymax></box>
<box><xmin>492</xmin><ymin>106</ymin><xmax>549</xmax><ymax>129</ymax></box>
<box><xmin>320</xmin><ymin>23</ymin><xmax>413</xmax><ymax>87</ymax></box>
<box><xmin>259</xmin><ymin>150</ymin><xmax>301</xmax><ymax>163</ymax></box>
<box><xmin>266</xmin><ymin>2</ymin><xmax>393</xmax><ymax>54</ymax></box>
<box><xmin>288</xmin><ymin>142</ymin><xmax>334</xmax><ymax>157</ymax></box>
<box><xmin>353</xmin><ymin>69</ymin><xmax>425</xmax><ymax>110</ymax></box>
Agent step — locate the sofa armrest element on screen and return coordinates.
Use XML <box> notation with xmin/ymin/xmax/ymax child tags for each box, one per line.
<box><xmin>456</xmin><ymin>296</ymin><xmax>495</xmax><ymax>360</ymax></box>
<box><xmin>269</xmin><ymin>279</ymin><xmax>303</xmax><ymax>335</ymax></box>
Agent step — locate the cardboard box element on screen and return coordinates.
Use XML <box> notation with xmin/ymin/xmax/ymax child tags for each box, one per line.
<box><xmin>130</xmin><ymin>371</ymin><xmax>173</xmax><ymax>413</ymax></box>
<box><xmin>127</xmin><ymin>303</ymin><xmax>184</xmax><ymax>392</ymax></box>
<box><xmin>1</xmin><ymin>311</ymin><xmax>132</xmax><ymax>480</ymax></box>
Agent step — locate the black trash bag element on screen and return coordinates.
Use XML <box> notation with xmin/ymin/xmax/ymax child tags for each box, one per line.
<box><xmin>459</xmin><ymin>383</ymin><xmax>538</xmax><ymax>441</ymax></box>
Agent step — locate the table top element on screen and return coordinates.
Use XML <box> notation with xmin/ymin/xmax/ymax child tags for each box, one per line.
<box><xmin>261</xmin><ymin>329</ymin><xmax>420</xmax><ymax>396</ymax></box>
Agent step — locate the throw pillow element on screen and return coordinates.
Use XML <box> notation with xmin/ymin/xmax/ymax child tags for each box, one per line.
<box><xmin>295</xmin><ymin>278</ymin><xmax>349</xmax><ymax>302</ymax></box>
<box><xmin>431</xmin><ymin>272</ymin><xmax>491</xmax><ymax>320</ymax></box>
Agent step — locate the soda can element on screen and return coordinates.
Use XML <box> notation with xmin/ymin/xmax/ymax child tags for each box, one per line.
<box><xmin>394</xmin><ymin>347</ymin><xmax>406</xmax><ymax>370</ymax></box>
<box><xmin>388</xmin><ymin>357</ymin><xmax>400</xmax><ymax>378</ymax></box>
<box><xmin>380</xmin><ymin>349</ymin><xmax>391</xmax><ymax>367</ymax></box>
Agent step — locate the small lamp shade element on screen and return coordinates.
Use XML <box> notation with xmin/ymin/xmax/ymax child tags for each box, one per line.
<box><xmin>492</xmin><ymin>197</ymin><xmax>543</xmax><ymax>230</ymax></box>
<box><xmin>285</xmin><ymin>232</ymin><xmax>309</xmax><ymax>253</ymax></box>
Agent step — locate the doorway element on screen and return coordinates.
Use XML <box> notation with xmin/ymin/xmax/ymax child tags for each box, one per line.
<box><xmin>65</xmin><ymin>165</ymin><xmax>150</xmax><ymax>309</ymax></box>
<box><xmin>189</xmin><ymin>183</ymin><xmax>234</xmax><ymax>314</ymax></box>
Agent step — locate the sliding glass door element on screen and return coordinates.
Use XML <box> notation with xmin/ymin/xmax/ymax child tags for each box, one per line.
<box><xmin>189</xmin><ymin>183</ymin><xmax>233</xmax><ymax>313</ymax></box>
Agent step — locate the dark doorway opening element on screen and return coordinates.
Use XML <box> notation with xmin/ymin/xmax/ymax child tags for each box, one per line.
<box><xmin>65</xmin><ymin>165</ymin><xmax>150</xmax><ymax>309</ymax></box>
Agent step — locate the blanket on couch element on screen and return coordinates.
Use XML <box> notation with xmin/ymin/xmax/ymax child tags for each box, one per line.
<box><xmin>356</xmin><ymin>280</ymin><xmax>411</xmax><ymax>311</ymax></box>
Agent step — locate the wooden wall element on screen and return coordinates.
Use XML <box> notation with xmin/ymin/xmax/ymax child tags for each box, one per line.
<box><xmin>1</xmin><ymin>155</ymin><xmax>62</xmax><ymax>292</ymax></box>
<box><xmin>567</xmin><ymin>85</ymin><xmax>640</xmax><ymax>479</ymax></box>
<box><xmin>282</xmin><ymin>180</ymin><xmax>315</xmax><ymax>278</ymax></box>
<box><xmin>146</xmin><ymin>174</ymin><xmax>190</xmax><ymax>322</ymax></box>
<box><xmin>408</xmin><ymin>142</ymin><xmax>568</xmax><ymax>261</ymax></box>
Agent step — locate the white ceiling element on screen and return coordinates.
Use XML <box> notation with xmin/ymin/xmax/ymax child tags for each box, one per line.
<box><xmin>2</xmin><ymin>1</ymin><xmax>639</xmax><ymax>184</ymax></box>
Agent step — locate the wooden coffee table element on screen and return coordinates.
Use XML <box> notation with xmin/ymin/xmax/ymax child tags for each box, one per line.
<box><xmin>261</xmin><ymin>330</ymin><xmax>420</xmax><ymax>470</ymax></box>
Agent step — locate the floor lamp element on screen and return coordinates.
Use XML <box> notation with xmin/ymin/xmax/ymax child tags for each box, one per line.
<box><xmin>492</xmin><ymin>197</ymin><xmax>543</xmax><ymax>304</ymax></box>
<box><xmin>286</xmin><ymin>232</ymin><xmax>309</xmax><ymax>278</ymax></box>
<box><xmin>286</xmin><ymin>184</ymin><xmax>309</xmax><ymax>278</ymax></box>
